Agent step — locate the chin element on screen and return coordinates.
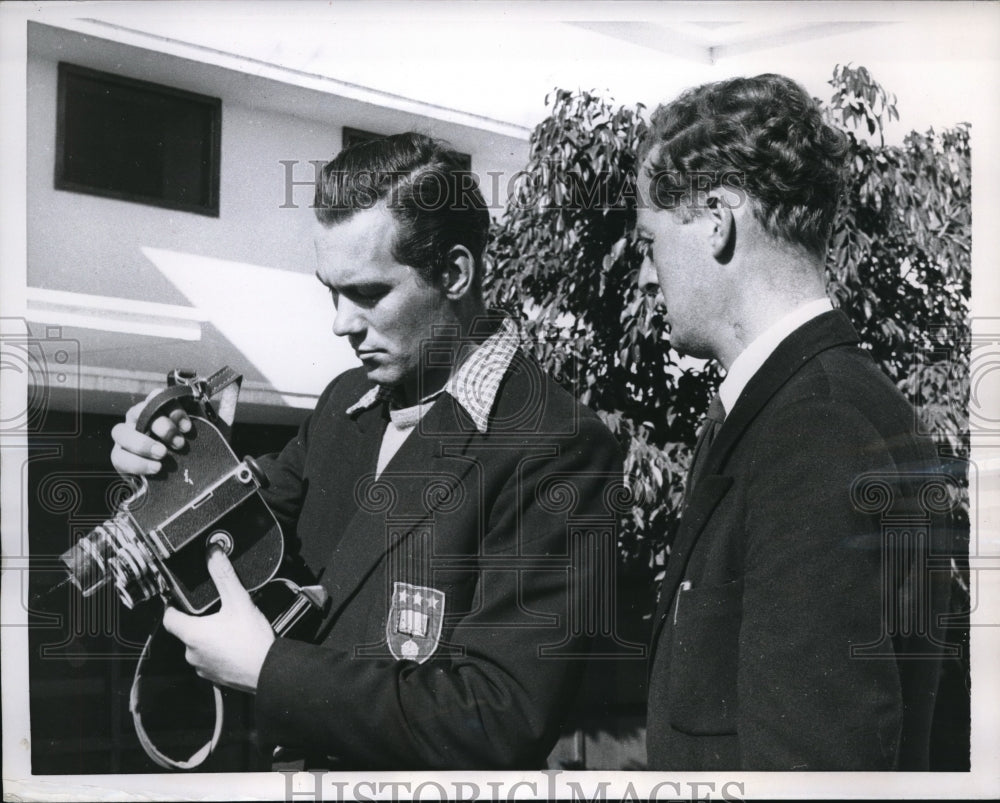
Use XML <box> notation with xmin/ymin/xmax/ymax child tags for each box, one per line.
<box><xmin>668</xmin><ymin>330</ymin><xmax>691</xmax><ymax>356</ymax></box>
<box><xmin>669</xmin><ymin>332</ymin><xmax>712</xmax><ymax>362</ymax></box>
<box><xmin>361</xmin><ymin>363</ymin><xmax>395</xmax><ymax>385</ymax></box>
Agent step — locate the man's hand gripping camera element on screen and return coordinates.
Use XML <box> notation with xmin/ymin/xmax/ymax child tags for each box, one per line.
<box><xmin>53</xmin><ymin>367</ymin><xmax>326</xmax><ymax>769</ymax></box>
<box><xmin>59</xmin><ymin>367</ymin><xmax>286</xmax><ymax>612</ymax></box>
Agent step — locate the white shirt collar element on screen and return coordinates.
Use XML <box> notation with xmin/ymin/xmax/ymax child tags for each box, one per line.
<box><xmin>717</xmin><ymin>298</ymin><xmax>833</xmax><ymax>415</ymax></box>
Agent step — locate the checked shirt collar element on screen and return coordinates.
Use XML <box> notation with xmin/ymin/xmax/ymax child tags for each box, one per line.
<box><xmin>345</xmin><ymin>315</ymin><xmax>520</xmax><ymax>433</ymax></box>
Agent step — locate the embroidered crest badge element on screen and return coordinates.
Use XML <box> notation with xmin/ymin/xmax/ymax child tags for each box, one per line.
<box><xmin>387</xmin><ymin>582</ymin><xmax>446</xmax><ymax>663</ymax></box>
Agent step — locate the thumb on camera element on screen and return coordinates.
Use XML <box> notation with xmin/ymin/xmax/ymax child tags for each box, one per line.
<box><xmin>206</xmin><ymin>545</ymin><xmax>249</xmax><ymax>608</ymax></box>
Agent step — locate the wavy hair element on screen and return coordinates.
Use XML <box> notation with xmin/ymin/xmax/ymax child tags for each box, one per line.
<box><xmin>314</xmin><ymin>133</ymin><xmax>489</xmax><ymax>290</ymax></box>
<box><xmin>640</xmin><ymin>74</ymin><xmax>849</xmax><ymax>256</ymax></box>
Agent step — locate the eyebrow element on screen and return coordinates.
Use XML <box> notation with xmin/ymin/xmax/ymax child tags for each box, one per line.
<box><xmin>316</xmin><ymin>274</ymin><xmax>390</xmax><ymax>296</ymax></box>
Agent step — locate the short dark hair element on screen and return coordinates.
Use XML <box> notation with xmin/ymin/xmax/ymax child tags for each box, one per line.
<box><xmin>314</xmin><ymin>132</ymin><xmax>489</xmax><ymax>290</ymax></box>
<box><xmin>640</xmin><ymin>73</ymin><xmax>849</xmax><ymax>256</ymax></box>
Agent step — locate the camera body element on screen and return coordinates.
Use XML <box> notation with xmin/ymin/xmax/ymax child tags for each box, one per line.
<box><xmin>59</xmin><ymin>369</ymin><xmax>284</xmax><ymax>614</ymax></box>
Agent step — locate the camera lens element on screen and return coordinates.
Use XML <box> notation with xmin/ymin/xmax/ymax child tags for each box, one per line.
<box><xmin>59</xmin><ymin>523</ymin><xmax>116</xmax><ymax>597</ymax></box>
<box><xmin>59</xmin><ymin>514</ymin><xmax>165</xmax><ymax>607</ymax></box>
<box><xmin>102</xmin><ymin>516</ymin><xmax>163</xmax><ymax>608</ymax></box>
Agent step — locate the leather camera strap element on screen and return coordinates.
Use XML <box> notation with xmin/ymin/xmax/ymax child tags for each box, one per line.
<box><xmin>129</xmin><ymin>611</ymin><xmax>224</xmax><ymax>770</ymax></box>
<box><xmin>203</xmin><ymin>365</ymin><xmax>242</xmax><ymax>427</ymax></box>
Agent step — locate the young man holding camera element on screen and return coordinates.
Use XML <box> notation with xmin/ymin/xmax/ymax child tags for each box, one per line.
<box><xmin>111</xmin><ymin>133</ymin><xmax>621</xmax><ymax>769</ymax></box>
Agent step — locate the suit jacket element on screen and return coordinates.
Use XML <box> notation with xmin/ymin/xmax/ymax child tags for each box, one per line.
<box><xmin>252</xmin><ymin>354</ymin><xmax>622</xmax><ymax>769</ymax></box>
<box><xmin>646</xmin><ymin>310</ymin><xmax>954</xmax><ymax>770</ymax></box>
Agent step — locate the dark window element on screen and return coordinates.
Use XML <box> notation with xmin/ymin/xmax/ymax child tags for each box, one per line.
<box><xmin>55</xmin><ymin>62</ymin><xmax>221</xmax><ymax>217</ymax></box>
<box><xmin>341</xmin><ymin>126</ymin><xmax>384</xmax><ymax>151</ymax></box>
<box><xmin>342</xmin><ymin>126</ymin><xmax>472</xmax><ymax>171</ymax></box>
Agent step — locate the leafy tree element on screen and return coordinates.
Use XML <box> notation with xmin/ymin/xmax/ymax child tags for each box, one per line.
<box><xmin>825</xmin><ymin>65</ymin><xmax>970</xmax><ymax>459</ymax></box>
<box><xmin>485</xmin><ymin>68</ymin><xmax>971</xmax><ymax>614</ymax></box>
<box><xmin>486</xmin><ymin>89</ymin><xmax>695</xmax><ymax>587</ymax></box>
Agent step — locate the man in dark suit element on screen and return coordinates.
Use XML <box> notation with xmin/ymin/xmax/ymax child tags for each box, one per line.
<box><xmin>636</xmin><ymin>74</ymin><xmax>954</xmax><ymax>770</ymax></box>
<box><xmin>110</xmin><ymin>133</ymin><xmax>622</xmax><ymax>768</ymax></box>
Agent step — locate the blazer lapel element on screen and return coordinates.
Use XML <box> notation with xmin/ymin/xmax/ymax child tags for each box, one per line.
<box><xmin>649</xmin><ymin>310</ymin><xmax>861</xmax><ymax>655</ymax></box>
<box><xmin>315</xmin><ymin>395</ymin><xmax>479</xmax><ymax>629</ymax></box>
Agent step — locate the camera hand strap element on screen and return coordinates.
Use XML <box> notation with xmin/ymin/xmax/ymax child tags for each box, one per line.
<box><xmin>201</xmin><ymin>365</ymin><xmax>242</xmax><ymax>428</ymax></box>
<box><xmin>148</xmin><ymin>365</ymin><xmax>243</xmax><ymax>436</ymax></box>
<box><xmin>129</xmin><ymin>611</ymin><xmax>224</xmax><ymax>770</ymax></box>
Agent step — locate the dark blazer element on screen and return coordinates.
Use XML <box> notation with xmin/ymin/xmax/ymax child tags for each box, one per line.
<box><xmin>252</xmin><ymin>355</ymin><xmax>622</xmax><ymax>769</ymax></box>
<box><xmin>646</xmin><ymin>310</ymin><xmax>954</xmax><ymax>770</ymax></box>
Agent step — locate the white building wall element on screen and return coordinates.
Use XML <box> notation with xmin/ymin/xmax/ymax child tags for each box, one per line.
<box><xmin>24</xmin><ymin>21</ymin><xmax>530</xmax><ymax>422</ymax></box>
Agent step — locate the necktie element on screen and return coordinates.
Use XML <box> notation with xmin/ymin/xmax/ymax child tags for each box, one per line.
<box><xmin>686</xmin><ymin>394</ymin><xmax>725</xmax><ymax>496</ymax></box>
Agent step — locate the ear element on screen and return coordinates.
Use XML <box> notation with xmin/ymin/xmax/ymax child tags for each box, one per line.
<box><xmin>706</xmin><ymin>190</ymin><xmax>735</xmax><ymax>263</ymax></box>
<box><xmin>441</xmin><ymin>245</ymin><xmax>477</xmax><ymax>300</ymax></box>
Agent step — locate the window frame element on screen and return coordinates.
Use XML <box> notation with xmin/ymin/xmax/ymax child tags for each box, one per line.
<box><xmin>54</xmin><ymin>61</ymin><xmax>222</xmax><ymax>217</ymax></box>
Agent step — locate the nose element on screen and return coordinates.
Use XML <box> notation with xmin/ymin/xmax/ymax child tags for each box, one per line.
<box><xmin>332</xmin><ymin>297</ymin><xmax>365</xmax><ymax>338</ymax></box>
<box><xmin>637</xmin><ymin>255</ymin><xmax>660</xmax><ymax>297</ymax></box>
